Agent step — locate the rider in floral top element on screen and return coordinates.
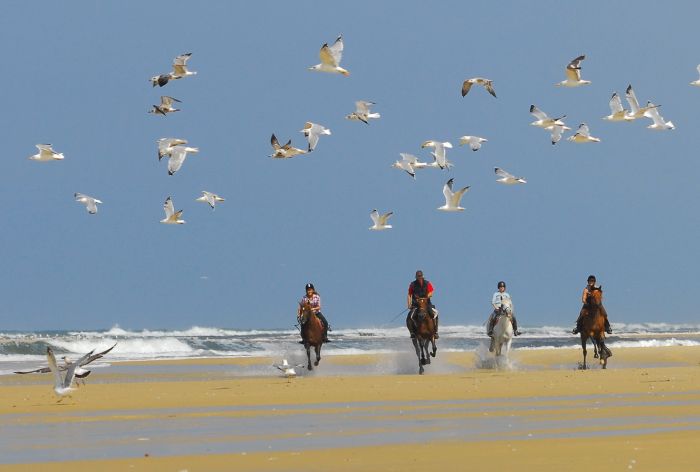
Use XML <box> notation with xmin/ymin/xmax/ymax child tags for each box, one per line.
<box><xmin>297</xmin><ymin>283</ymin><xmax>330</xmax><ymax>342</ymax></box>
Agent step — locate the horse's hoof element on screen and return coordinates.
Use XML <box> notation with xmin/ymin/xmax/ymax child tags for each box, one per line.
<box><xmin>430</xmin><ymin>351</ymin><xmax>436</xmax><ymax>358</ymax></box>
<box><xmin>314</xmin><ymin>361</ymin><xmax>319</xmax><ymax>366</ymax></box>
<box><xmin>420</xmin><ymin>359</ymin><xmax>426</xmax><ymax>366</ymax></box>
<box><xmin>594</xmin><ymin>353</ymin><xmax>598</xmax><ymax>359</ymax></box>
<box><xmin>419</xmin><ymin>367</ymin><xmax>424</xmax><ymax>375</ymax></box>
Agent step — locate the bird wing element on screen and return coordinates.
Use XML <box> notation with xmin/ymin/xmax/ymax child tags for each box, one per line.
<box><xmin>625</xmin><ymin>85</ymin><xmax>641</xmax><ymax>113</ymax></box>
<box><xmin>565</xmin><ymin>55</ymin><xmax>585</xmax><ymax>81</ymax></box>
<box><xmin>173</xmin><ymin>53</ymin><xmax>192</xmax><ymax>66</ymax></box>
<box><xmin>271</xmin><ymin>134</ymin><xmax>281</xmax><ymax>151</ymax></box>
<box><xmin>443</xmin><ymin>178</ymin><xmax>454</xmax><ymax>201</ymax></box>
<box><xmin>609</xmin><ymin>93</ymin><xmax>624</xmax><ymax>114</ymax></box>
<box><xmin>355</xmin><ymin>100</ymin><xmax>373</xmax><ymax>114</ymax></box>
<box><xmin>168</xmin><ymin>147</ymin><xmax>187</xmax><ymax>174</ymax></box>
<box><xmin>461</xmin><ymin>80</ymin><xmax>473</xmax><ymax>97</ymax></box>
<box><xmin>306</xmin><ymin>127</ymin><xmax>320</xmax><ymax>151</ymax></box>
<box><xmin>63</xmin><ymin>350</ymin><xmax>94</xmax><ymax>388</ymax></box>
<box><xmin>327</xmin><ymin>36</ymin><xmax>344</xmax><ymax>65</ymax></box>
<box><xmin>530</xmin><ymin>105</ymin><xmax>548</xmax><ymax>120</ymax></box>
<box><xmin>81</xmin><ymin>343</ymin><xmax>117</xmax><ymax>366</ymax></box>
<box><xmin>484</xmin><ymin>81</ymin><xmax>497</xmax><ymax>98</ymax></box>
<box><xmin>164</xmin><ymin>197</ymin><xmax>175</xmax><ymax>218</ymax></box>
<box><xmin>46</xmin><ymin>347</ymin><xmax>64</xmax><ymax>390</ymax></box>
<box><xmin>452</xmin><ymin>186</ymin><xmax>470</xmax><ymax>205</ymax></box>
<box><xmin>370</xmin><ymin>210</ymin><xmax>380</xmax><ymax>225</ymax></box>
<box><xmin>36</xmin><ymin>144</ymin><xmax>54</xmax><ymax>154</ymax></box>
<box><xmin>577</xmin><ymin>124</ymin><xmax>591</xmax><ymax>137</ymax></box>
<box><xmin>495</xmin><ymin>167</ymin><xmax>515</xmax><ymax>179</ymax></box>
<box><xmin>14</xmin><ymin>366</ymin><xmax>52</xmax><ymax>374</ymax></box>
<box><xmin>399</xmin><ymin>153</ymin><xmax>418</xmax><ymax>164</ymax></box>
<box><xmin>172</xmin><ymin>64</ymin><xmax>188</xmax><ymax>76</ymax></box>
<box><xmin>644</xmin><ymin>105</ymin><xmax>664</xmax><ymax>125</ymax></box>
<box><xmin>86</xmin><ymin>199</ymin><xmax>98</xmax><ymax>214</ymax></box>
<box><xmin>379</xmin><ymin>212</ymin><xmax>393</xmax><ymax>225</ymax></box>
<box><xmin>550</xmin><ymin>124</ymin><xmax>565</xmax><ymax>143</ymax></box>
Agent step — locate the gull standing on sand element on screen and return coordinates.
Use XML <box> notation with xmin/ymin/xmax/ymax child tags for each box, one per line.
<box><xmin>149</xmin><ymin>96</ymin><xmax>181</xmax><ymax>116</ymax></box>
<box><xmin>195</xmin><ymin>191</ymin><xmax>225</xmax><ymax>209</ymax></box>
<box><xmin>644</xmin><ymin>102</ymin><xmax>675</xmax><ymax>130</ymax></box>
<box><xmin>555</xmin><ymin>55</ymin><xmax>591</xmax><ymax>87</ymax></box>
<box><xmin>300</xmin><ymin>122</ymin><xmax>331</xmax><ymax>151</ymax></box>
<box><xmin>530</xmin><ymin>105</ymin><xmax>567</xmax><ymax>129</ymax></box>
<box><xmin>47</xmin><ymin>346</ymin><xmax>93</xmax><ymax>400</ymax></box>
<box><xmin>157</xmin><ymin>138</ymin><xmax>187</xmax><ymax>161</ymax></box>
<box><xmin>438</xmin><ymin>178</ymin><xmax>469</xmax><ymax>212</ymax></box>
<box><xmin>28</xmin><ymin>144</ymin><xmax>64</xmax><ymax>162</ymax></box>
<box><xmin>421</xmin><ymin>140</ymin><xmax>453</xmax><ymax>170</ymax></box>
<box><xmin>461</xmin><ymin>78</ymin><xmax>497</xmax><ymax>98</ymax></box>
<box><xmin>166</xmin><ymin>145</ymin><xmax>199</xmax><ymax>175</ymax></box>
<box><xmin>270</xmin><ymin>134</ymin><xmax>308</xmax><ymax>158</ymax></box>
<box><xmin>392</xmin><ymin>153</ymin><xmax>418</xmax><ymax>179</ymax></box>
<box><xmin>345</xmin><ymin>101</ymin><xmax>380</xmax><ymax>124</ymax></box>
<box><xmin>369</xmin><ymin>209</ymin><xmax>393</xmax><ymax>230</ymax></box>
<box><xmin>495</xmin><ymin>167</ymin><xmax>527</xmax><ymax>185</ymax></box>
<box><xmin>160</xmin><ymin>196</ymin><xmax>185</xmax><ymax>224</ymax></box>
<box><xmin>603</xmin><ymin>93</ymin><xmax>633</xmax><ymax>122</ymax></box>
<box><xmin>273</xmin><ymin>359</ymin><xmax>305</xmax><ymax>378</ymax></box>
<box><xmin>459</xmin><ymin>136</ymin><xmax>488</xmax><ymax>151</ymax></box>
<box><xmin>74</xmin><ymin>193</ymin><xmax>102</xmax><ymax>214</ymax></box>
<box><xmin>568</xmin><ymin>124</ymin><xmax>601</xmax><ymax>143</ymax></box>
<box><xmin>150</xmin><ymin>53</ymin><xmax>197</xmax><ymax>87</ymax></box>
<box><xmin>624</xmin><ymin>85</ymin><xmax>656</xmax><ymax>120</ymax></box>
<box><xmin>309</xmin><ymin>35</ymin><xmax>349</xmax><ymax>76</ymax></box>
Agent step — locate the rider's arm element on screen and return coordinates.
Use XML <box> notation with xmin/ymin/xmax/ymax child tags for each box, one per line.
<box><xmin>492</xmin><ymin>292</ymin><xmax>500</xmax><ymax>311</ymax></box>
<box><xmin>426</xmin><ymin>282</ymin><xmax>434</xmax><ymax>299</ymax></box>
<box><xmin>314</xmin><ymin>296</ymin><xmax>322</xmax><ymax>313</ymax></box>
<box><xmin>581</xmin><ymin>288</ymin><xmax>588</xmax><ymax>304</ymax></box>
<box><xmin>407</xmin><ymin>284</ymin><xmax>413</xmax><ymax>308</ymax></box>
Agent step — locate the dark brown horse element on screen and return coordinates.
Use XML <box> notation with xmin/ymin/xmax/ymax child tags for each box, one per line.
<box><xmin>410</xmin><ymin>297</ymin><xmax>437</xmax><ymax>375</ymax></box>
<box><xmin>579</xmin><ymin>286</ymin><xmax>612</xmax><ymax>369</ymax></box>
<box><xmin>299</xmin><ymin>302</ymin><xmax>324</xmax><ymax>370</ymax></box>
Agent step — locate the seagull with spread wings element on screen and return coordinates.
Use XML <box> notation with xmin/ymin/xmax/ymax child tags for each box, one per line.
<box><xmin>421</xmin><ymin>140</ymin><xmax>453</xmax><ymax>170</ymax></box>
<box><xmin>74</xmin><ymin>193</ymin><xmax>102</xmax><ymax>214</ymax></box>
<box><xmin>309</xmin><ymin>35</ymin><xmax>349</xmax><ymax>76</ymax></box>
<box><xmin>392</xmin><ymin>153</ymin><xmax>418</xmax><ymax>179</ymax></box>
<box><xmin>300</xmin><ymin>122</ymin><xmax>331</xmax><ymax>151</ymax></box>
<box><xmin>603</xmin><ymin>93</ymin><xmax>633</xmax><ymax>122</ymax></box>
<box><xmin>46</xmin><ymin>347</ymin><xmax>94</xmax><ymax>400</ymax></box>
<box><xmin>15</xmin><ymin>343</ymin><xmax>117</xmax><ymax>384</ymax></box>
<box><xmin>461</xmin><ymin>78</ymin><xmax>497</xmax><ymax>98</ymax></box>
<box><xmin>644</xmin><ymin>102</ymin><xmax>675</xmax><ymax>130</ymax></box>
<box><xmin>345</xmin><ymin>101</ymin><xmax>380</xmax><ymax>124</ymax></box>
<box><xmin>691</xmin><ymin>65</ymin><xmax>700</xmax><ymax>86</ymax></box>
<box><xmin>160</xmin><ymin>196</ymin><xmax>185</xmax><ymax>224</ymax></box>
<box><xmin>495</xmin><ymin>167</ymin><xmax>527</xmax><ymax>185</ymax></box>
<box><xmin>624</xmin><ymin>85</ymin><xmax>657</xmax><ymax>120</ymax></box>
<box><xmin>438</xmin><ymin>178</ymin><xmax>470</xmax><ymax>212</ymax></box>
<box><xmin>568</xmin><ymin>123</ymin><xmax>601</xmax><ymax>143</ymax></box>
<box><xmin>270</xmin><ymin>134</ymin><xmax>308</xmax><ymax>158</ymax></box>
<box><xmin>196</xmin><ymin>191</ymin><xmax>225</xmax><ymax>210</ymax></box>
<box><xmin>273</xmin><ymin>359</ymin><xmax>305</xmax><ymax>378</ymax></box>
<box><xmin>157</xmin><ymin>138</ymin><xmax>188</xmax><ymax>161</ymax></box>
<box><xmin>459</xmin><ymin>135</ymin><xmax>488</xmax><ymax>151</ymax></box>
<box><xmin>166</xmin><ymin>146</ymin><xmax>199</xmax><ymax>175</ymax></box>
<box><xmin>530</xmin><ymin>105</ymin><xmax>567</xmax><ymax>129</ymax></box>
<box><xmin>150</xmin><ymin>53</ymin><xmax>197</xmax><ymax>87</ymax></box>
<box><xmin>555</xmin><ymin>55</ymin><xmax>591</xmax><ymax>87</ymax></box>
<box><xmin>550</xmin><ymin>123</ymin><xmax>571</xmax><ymax>145</ymax></box>
<box><xmin>369</xmin><ymin>209</ymin><xmax>393</xmax><ymax>230</ymax></box>
<box><xmin>28</xmin><ymin>144</ymin><xmax>64</xmax><ymax>162</ymax></box>
<box><xmin>149</xmin><ymin>96</ymin><xmax>181</xmax><ymax>116</ymax></box>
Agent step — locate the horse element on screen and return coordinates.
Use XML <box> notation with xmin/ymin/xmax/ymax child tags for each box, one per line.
<box><xmin>410</xmin><ymin>297</ymin><xmax>437</xmax><ymax>375</ymax></box>
<box><xmin>491</xmin><ymin>303</ymin><xmax>514</xmax><ymax>359</ymax></box>
<box><xmin>579</xmin><ymin>286</ymin><xmax>612</xmax><ymax>369</ymax></box>
<box><xmin>299</xmin><ymin>302</ymin><xmax>324</xmax><ymax>371</ymax></box>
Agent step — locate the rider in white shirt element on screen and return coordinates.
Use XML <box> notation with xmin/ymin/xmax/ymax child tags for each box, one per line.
<box><xmin>487</xmin><ymin>281</ymin><xmax>521</xmax><ymax>337</ymax></box>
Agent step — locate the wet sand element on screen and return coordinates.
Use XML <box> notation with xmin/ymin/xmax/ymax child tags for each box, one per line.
<box><xmin>1</xmin><ymin>346</ymin><xmax>699</xmax><ymax>471</ymax></box>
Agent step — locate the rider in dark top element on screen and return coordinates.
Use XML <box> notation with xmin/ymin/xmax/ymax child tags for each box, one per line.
<box><xmin>572</xmin><ymin>275</ymin><xmax>612</xmax><ymax>335</ymax></box>
<box><xmin>406</xmin><ymin>270</ymin><xmax>439</xmax><ymax>339</ymax></box>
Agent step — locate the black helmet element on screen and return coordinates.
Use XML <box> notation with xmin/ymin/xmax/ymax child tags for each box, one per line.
<box><xmin>497</xmin><ymin>281</ymin><xmax>506</xmax><ymax>288</ymax></box>
<box><xmin>587</xmin><ymin>275</ymin><xmax>596</xmax><ymax>282</ymax></box>
<box><xmin>305</xmin><ymin>283</ymin><xmax>315</xmax><ymax>290</ymax></box>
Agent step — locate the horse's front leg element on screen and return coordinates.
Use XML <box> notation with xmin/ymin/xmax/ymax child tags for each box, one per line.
<box><xmin>412</xmin><ymin>338</ymin><xmax>424</xmax><ymax>374</ymax></box>
<box><xmin>580</xmin><ymin>335</ymin><xmax>587</xmax><ymax>370</ymax></box>
<box><xmin>314</xmin><ymin>344</ymin><xmax>321</xmax><ymax>366</ymax></box>
<box><xmin>430</xmin><ymin>337</ymin><xmax>437</xmax><ymax>357</ymax></box>
<box><xmin>422</xmin><ymin>340</ymin><xmax>431</xmax><ymax>365</ymax></box>
<box><xmin>305</xmin><ymin>344</ymin><xmax>313</xmax><ymax>371</ymax></box>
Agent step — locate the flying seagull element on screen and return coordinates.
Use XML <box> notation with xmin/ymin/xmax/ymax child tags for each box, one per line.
<box><xmin>392</xmin><ymin>153</ymin><xmax>418</xmax><ymax>179</ymax></box>
<box><xmin>195</xmin><ymin>191</ymin><xmax>225</xmax><ymax>209</ymax></box>
<box><xmin>160</xmin><ymin>196</ymin><xmax>185</xmax><ymax>224</ymax></box>
<box><xmin>157</xmin><ymin>138</ymin><xmax>188</xmax><ymax>161</ymax></box>
<box><xmin>603</xmin><ymin>93</ymin><xmax>633</xmax><ymax>122</ymax></box>
<box><xmin>300</xmin><ymin>122</ymin><xmax>331</xmax><ymax>151</ymax></box>
<box><xmin>555</xmin><ymin>55</ymin><xmax>591</xmax><ymax>87</ymax></box>
<box><xmin>459</xmin><ymin>135</ymin><xmax>488</xmax><ymax>151</ymax></box>
<box><xmin>691</xmin><ymin>65</ymin><xmax>700</xmax><ymax>86</ymax></box>
<box><xmin>369</xmin><ymin>209</ymin><xmax>393</xmax><ymax>230</ymax></box>
<box><xmin>550</xmin><ymin>123</ymin><xmax>571</xmax><ymax>145</ymax></box>
<box><xmin>150</xmin><ymin>53</ymin><xmax>197</xmax><ymax>87</ymax></box>
<box><xmin>624</xmin><ymin>85</ymin><xmax>657</xmax><ymax>120</ymax></box>
<box><xmin>644</xmin><ymin>102</ymin><xmax>675</xmax><ymax>130</ymax></box>
<box><xmin>167</xmin><ymin>145</ymin><xmax>199</xmax><ymax>175</ymax></box>
<box><xmin>149</xmin><ymin>96</ymin><xmax>181</xmax><ymax>116</ymax></box>
<box><xmin>309</xmin><ymin>35</ymin><xmax>349</xmax><ymax>76</ymax></box>
<box><xmin>28</xmin><ymin>144</ymin><xmax>64</xmax><ymax>162</ymax></box>
<box><xmin>47</xmin><ymin>346</ymin><xmax>94</xmax><ymax>400</ymax></box>
<box><xmin>530</xmin><ymin>105</ymin><xmax>567</xmax><ymax>129</ymax></box>
<box><xmin>495</xmin><ymin>167</ymin><xmax>527</xmax><ymax>185</ymax></box>
<box><xmin>273</xmin><ymin>359</ymin><xmax>305</xmax><ymax>378</ymax></box>
<box><xmin>461</xmin><ymin>78</ymin><xmax>497</xmax><ymax>98</ymax></box>
<box><xmin>270</xmin><ymin>134</ymin><xmax>308</xmax><ymax>158</ymax></box>
<box><xmin>568</xmin><ymin>123</ymin><xmax>601</xmax><ymax>143</ymax></box>
<box><xmin>15</xmin><ymin>343</ymin><xmax>117</xmax><ymax>381</ymax></box>
<box><xmin>421</xmin><ymin>140</ymin><xmax>453</xmax><ymax>170</ymax></box>
<box><xmin>74</xmin><ymin>193</ymin><xmax>102</xmax><ymax>214</ymax></box>
<box><xmin>345</xmin><ymin>101</ymin><xmax>380</xmax><ymax>124</ymax></box>
<box><xmin>438</xmin><ymin>178</ymin><xmax>470</xmax><ymax>212</ymax></box>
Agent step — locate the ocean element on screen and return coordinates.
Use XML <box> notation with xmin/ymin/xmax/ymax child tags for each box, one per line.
<box><xmin>1</xmin><ymin>322</ymin><xmax>699</xmax><ymax>375</ymax></box>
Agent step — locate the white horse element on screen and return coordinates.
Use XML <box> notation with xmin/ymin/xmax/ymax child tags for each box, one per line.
<box><xmin>491</xmin><ymin>301</ymin><xmax>514</xmax><ymax>359</ymax></box>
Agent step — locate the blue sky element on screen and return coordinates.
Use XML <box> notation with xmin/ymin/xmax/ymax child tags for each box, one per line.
<box><xmin>1</xmin><ymin>2</ymin><xmax>699</xmax><ymax>330</ymax></box>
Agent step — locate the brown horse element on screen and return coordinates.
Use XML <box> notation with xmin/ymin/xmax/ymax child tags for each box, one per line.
<box><xmin>410</xmin><ymin>297</ymin><xmax>437</xmax><ymax>375</ymax></box>
<box><xmin>299</xmin><ymin>302</ymin><xmax>324</xmax><ymax>370</ymax></box>
<box><xmin>579</xmin><ymin>286</ymin><xmax>612</xmax><ymax>369</ymax></box>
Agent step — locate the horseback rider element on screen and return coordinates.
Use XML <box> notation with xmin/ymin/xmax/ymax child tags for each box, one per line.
<box><xmin>406</xmin><ymin>270</ymin><xmax>439</xmax><ymax>339</ymax></box>
<box><xmin>572</xmin><ymin>275</ymin><xmax>613</xmax><ymax>335</ymax></box>
<box><xmin>297</xmin><ymin>283</ymin><xmax>330</xmax><ymax>343</ymax></box>
<box><xmin>487</xmin><ymin>281</ymin><xmax>521</xmax><ymax>337</ymax></box>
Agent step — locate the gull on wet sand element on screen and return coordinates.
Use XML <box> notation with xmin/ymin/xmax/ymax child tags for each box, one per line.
<box><xmin>166</xmin><ymin>146</ymin><xmax>199</xmax><ymax>175</ymax></box>
<box><xmin>196</xmin><ymin>191</ymin><xmax>225</xmax><ymax>209</ymax></box>
<box><xmin>644</xmin><ymin>102</ymin><xmax>675</xmax><ymax>130</ymax></box>
<box><xmin>495</xmin><ymin>167</ymin><xmax>527</xmax><ymax>185</ymax></box>
<box><xmin>74</xmin><ymin>193</ymin><xmax>102</xmax><ymax>214</ymax></box>
<box><xmin>149</xmin><ymin>96</ymin><xmax>181</xmax><ymax>116</ymax></box>
<box><xmin>273</xmin><ymin>359</ymin><xmax>305</xmax><ymax>378</ymax></box>
<box><xmin>309</xmin><ymin>35</ymin><xmax>349</xmax><ymax>76</ymax></box>
<box><xmin>603</xmin><ymin>93</ymin><xmax>633</xmax><ymax>122</ymax></box>
<box><xmin>157</xmin><ymin>138</ymin><xmax>187</xmax><ymax>161</ymax></box>
<box><xmin>300</xmin><ymin>122</ymin><xmax>331</xmax><ymax>152</ymax></box>
<box><xmin>568</xmin><ymin>123</ymin><xmax>601</xmax><ymax>143</ymax></box>
<box><xmin>438</xmin><ymin>178</ymin><xmax>469</xmax><ymax>212</ymax></box>
<box><xmin>47</xmin><ymin>346</ymin><xmax>93</xmax><ymax>400</ymax></box>
<box><xmin>555</xmin><ymin>55</ymin><xmax>591</xmax><ymax>87</ymax></box>
<box><xmin>29</xmin><ymin>144</ymin><xmax>64</xmax><ymax>162</ymax></box>
<box><xmin>270</xmin><ymin>134</ymin><xmax>308</xmax><ymax>158</ymax></box>
<box><xmin>150</xmin><ymin>53</ymin><xmax>197</xmax><ymax>87</ymax></box>
<box><xmin>369</xmin><ymin>209</ymin><xmax>393</xmax><ymax>230</ymax></box>
<box><xmin>345</xmin><ymin>101</ymin><xmax>380</xmax><ymax>124</ymax></box>
<box><xmin>459</xmin><ymin>136</ymin><xmax>488</xmax><ymax>151</ymax></box>
<box><xmin>160</xmin><ymin>196</ymin><xmax>185</xmax><ymax>224</ymax></box>
<box><xmin>461</xmin><ymin>78</ymin><xmax>497</xmax><ymax>98</ymax></box>
<box><xmin>421</xmin><ymin>140</ymin><xmax>453</xmax><ymax>170</ymax></box>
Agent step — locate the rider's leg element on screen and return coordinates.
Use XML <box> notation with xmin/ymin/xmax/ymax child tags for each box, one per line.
<box><xmin>487</xmin><ymin>312</ymin><xmax>496</xmax><ymax>337</ymax></box>
<box><xmin>603</xmin><ymin>316</ymin><xmax>612</xmax><ymax>334</ymax></box>
<box><xmin>406</xmin><ymin>309</ymin><xmax>416</xmax><ymax>338</ymax></box>
<box><xmin>572</xmin><ymin>310</ymin><xmax>584</xmax><ymax>335</ymax></box>
<box><xmin>512</xmin><ymin>315</ymin><xmax>521</xmax><ymax>336</ymax></box>
<box><xmin>316</xmin><ymin>312</ymin><xmax>330</xmax><ymax>342</ymax></box>
<box><xmin>430</xmin><ymin>305</ymin><xmax>439</xmax><ymax>339</ymax></box>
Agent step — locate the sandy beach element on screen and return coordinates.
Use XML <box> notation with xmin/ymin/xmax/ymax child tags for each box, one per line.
<box><xmin>1</xmin><ymin>346</ymin><xmax>699</xmax><ymax>471</ymax></box>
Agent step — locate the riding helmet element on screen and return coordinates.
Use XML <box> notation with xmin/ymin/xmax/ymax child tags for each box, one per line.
<box><xmin>587</xmin><ymin>275</ymin><xmax>596</xmax><ymax>282</ymax></box>
<box><xmin>305</xmin><ymin>283</ymin><xmax>315</xmax><ymax>290</ymax></box>
<box><xmin>497</xmin><ymin>281</ymin><xmax>506</xmax><ymax>288</ymax></box>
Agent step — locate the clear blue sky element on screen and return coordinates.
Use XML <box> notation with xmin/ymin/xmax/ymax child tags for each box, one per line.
<box><xmin>1</xmin><ymin>1</ymin><xmax>699</xmax><ymax>331</ymax></box>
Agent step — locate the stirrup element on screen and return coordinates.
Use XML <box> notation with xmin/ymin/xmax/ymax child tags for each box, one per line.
<box><xmin>410</xmin><ymin>332</ymin><xmax>416</xmax><ymax>339</ymax></box>
<box><xmin>433</xmin><ymin>333</ymin><xmax>439</xmax><ymax>339</ymax></box>
<box><xmin>606</xmin><ymin>328</ymin><xmax>613</xmax><ymax>335</ymax></box>
<box><xmin>572</xmin><ymin>328</ymin><xmax>579</xmax><ymax>335</ymax></box>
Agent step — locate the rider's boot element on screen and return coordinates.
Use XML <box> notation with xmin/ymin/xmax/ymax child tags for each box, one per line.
<box><xmin>487</xmin><ymin>316</ymin><xmax>495</xmax><ymax>338</ymax></box>
<box><xmin>323</xmin><ymin>327</ymin><xmax>331</xmax><ymax>343</ymax></box>
<box><xmin>512</xmin><ymin>317</ymin><xmax>521</xmax><ymax>336</ymax></box>
<box><xmin>433</xmin><ymin>316</ymin><xmax>439</xmax><ymax>340</ymax></box>
<box><xmin>572</xmin><ymin>315</ymin><xmax>582</xmax><ymax>335</ymax></box>
<box><xmin>489</xmin><ymin>337</ymin><xmax>495</xmax><ymax>353</ymax></box>
<box><xmin>604</xmin><ymin>318</ymin><xmax>612</xmax><ymax>335</ymax></box>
